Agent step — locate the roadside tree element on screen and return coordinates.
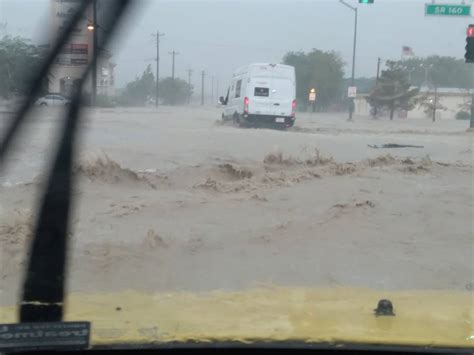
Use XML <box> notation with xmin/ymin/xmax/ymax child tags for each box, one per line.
<box><xmin>283</xmin><ymin>49</ymin><xmax>345</xmax><ymax>110</ymax></box>
<box><xmin>367</xmin><ymin>61</ymin><xmax>419</xmax><ymax>120</ymax></box>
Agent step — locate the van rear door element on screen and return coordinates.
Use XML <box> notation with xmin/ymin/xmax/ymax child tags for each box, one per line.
<box><xmin>269</xmin><ymin>76</ymin><xmax>294</xmax><ymax>117</ymax></box>
<box><xmin>249</xmin><ymin>78</ymin><xmax>273</xmax><ymax>115</ymax></box>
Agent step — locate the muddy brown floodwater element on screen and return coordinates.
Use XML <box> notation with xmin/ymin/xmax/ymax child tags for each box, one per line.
<box><xmin>0</xmin><ymin>106</ymin><xmax>472</xmax><ymax>305</ymax></box>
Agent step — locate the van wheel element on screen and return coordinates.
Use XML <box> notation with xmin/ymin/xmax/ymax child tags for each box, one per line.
<box><xmin>40</xmin><ymin>102</ymin><xmax>48</xmax><ymax>107</ymax></box>
<box><xmin>232</xmin><ymin>113</ymin><xmax>240</xmax><ymax>125</ymax></box>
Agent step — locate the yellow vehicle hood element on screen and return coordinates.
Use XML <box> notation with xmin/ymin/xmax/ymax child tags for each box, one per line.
<box><xmin>0</xmin><ymin>287</ymin><xmax>472</xmax><ymax>349</ymax></box>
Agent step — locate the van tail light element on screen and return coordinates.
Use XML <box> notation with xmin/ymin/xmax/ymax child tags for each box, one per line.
<box><xmin>244</xmin><ymin>97</ymin><xmax>249</xmax><ymax>113</ymax></box>
<box><xmin>291</xmin><ymin>99</ymin><xmax>297</xmax><ymax>117</ymax></box>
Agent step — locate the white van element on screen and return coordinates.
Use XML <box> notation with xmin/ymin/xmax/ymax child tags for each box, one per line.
<box><xmin>220</xmin><ymin>63</ymin><xmax>296</xmax><ymax>128</ymax></box>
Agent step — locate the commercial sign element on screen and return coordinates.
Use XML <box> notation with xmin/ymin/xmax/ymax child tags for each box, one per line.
<box><xmin>71</xmin><ymin>44</ymin><xmax>88</xmax><ymax>54</ymax></box>
<box><xmin>51</xmin><ymin>0</ymin><xmax>90</xmax><ymax>36</ymax></box>
<box><xmin>51</xmin><ymin>0</ymin><xmax>91</xmax><ymax>68</ymax></box>
<box><xmin>55</xmin><ymin>57</ymin><xmax>88</xmax><ymax>66</ymax></box>
<box><xmin>71</xmin><ymin>58</ymin><xmax>88</xmax><ymax>66</ymax></box>
<box><xmin>60</xmin><ymin>44</ymin><xmax>88</xmax><ymax>55</ymax></box>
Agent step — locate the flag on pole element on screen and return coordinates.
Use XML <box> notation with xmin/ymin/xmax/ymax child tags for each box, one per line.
<box><xmin>402</xmin><ymin>46</ymin><xmax>415</xmax><ymax>58</ymax></box>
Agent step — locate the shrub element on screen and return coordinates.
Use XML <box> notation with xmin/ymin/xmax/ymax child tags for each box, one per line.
<box><xmin>456</xmin><ymin>111</ymin><xmax>470</xmax><ymax>120</ymax></box>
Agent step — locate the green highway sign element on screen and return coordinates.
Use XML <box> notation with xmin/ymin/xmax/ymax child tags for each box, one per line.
<box><xmin>425</xmin><ymin>4</ymin><xmax>471</xmax><ymax>17</ymax></box>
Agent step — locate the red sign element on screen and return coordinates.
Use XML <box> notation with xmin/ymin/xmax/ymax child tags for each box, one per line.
<box><xmin>71</xmin><ymin>44</ymin><xmax>88</xmax><ymax>54</ymax></box>
<box><xmin>60</xmin><ymin>44</ymin><xmax>88</xmax><ymax>55</ymax></box>
<box><xmin>71</xmin><ymin>44</ymin><xmax>87</xmax><ymax>49</ymax></box>
<box><xmin>467</xmin><ymin>25</ymin><xmax>474</xmax><ymax>37</ymax></box>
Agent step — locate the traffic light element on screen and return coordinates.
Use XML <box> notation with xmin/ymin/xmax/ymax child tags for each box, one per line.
<box><xmin>359</xmin><ymin>0</ymin><xmax>374</xmax><ymax>3</ymax></box>
<box><xmin>466</xmin><ymin>25</ymin><xmax>474</xmax><ymax>63</ymax></box>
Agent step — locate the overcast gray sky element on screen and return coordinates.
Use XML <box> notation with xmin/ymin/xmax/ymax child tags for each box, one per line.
<box><xmin>1</xmin><ymin>0</ymin><xmax>473</xmax><ymax>92</ymax></box>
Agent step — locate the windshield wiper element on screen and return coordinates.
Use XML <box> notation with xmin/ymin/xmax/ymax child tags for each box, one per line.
<box><xmin>0</xmin><ymin>0</ymin><xmax>133</xmax><ymax>323</ymax></box>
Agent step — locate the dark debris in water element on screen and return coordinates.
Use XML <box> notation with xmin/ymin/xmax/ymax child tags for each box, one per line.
<box><xmin>368</xmin><ymin>144</ymin><xmax>424</xmax><ymax>149</ymax></box>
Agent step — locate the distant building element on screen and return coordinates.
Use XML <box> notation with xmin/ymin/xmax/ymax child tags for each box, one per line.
<box><xmin>355</xmin><ymin>87</ymin><xmax>473</xmax><ymax>120</ymax></box>
<box><xmin>409</xmin><ymin>87</ymin><xmax>473</xmax><ymax>120</ymax></box>
<box><xmin>48</xmin><ymin>0</ymin><xmax>115</xmax><ymax>97</ymax></box>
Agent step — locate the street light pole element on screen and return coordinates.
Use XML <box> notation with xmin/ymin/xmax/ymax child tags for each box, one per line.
<box><xmin>351</xmin><ymin>8</ymin><xmax>358</xmax><ymax>86</ymax></box>
<box><xmin>91</xmin><ymin>0</ymin><xmax>98</xmax><ymax>107</ymax></box>
<box><xmin>339</xmin><ymin>0</ymin><xmax>358</xmax><ymax>121</ymax></box>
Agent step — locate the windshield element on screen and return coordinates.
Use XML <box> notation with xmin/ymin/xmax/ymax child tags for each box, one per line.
<box><xmin>0</xmin><ymin>0</ymin><xmax>472</xmax><ymax>351</ymax></box>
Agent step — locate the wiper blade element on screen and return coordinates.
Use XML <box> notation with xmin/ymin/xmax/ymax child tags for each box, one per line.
<box><xmin>19</xmin><ymin>93</ymin><xmax>82</xmax><ymax>321</ymax></box>
<box><xmin>0</xmin><ymin>0</ymin><xmax>134</xmax><ymax>323</ymax></box>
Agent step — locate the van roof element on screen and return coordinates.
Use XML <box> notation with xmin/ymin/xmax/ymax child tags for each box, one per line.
<box><xmin>249</xmin><ymin>63</ymin><xmax>293</xmax><ymax>69</ymax></box>
<box><xmin>233</xmin><ymin>63</ymin><xmax>294</xmax><ymax>76</ymax></box>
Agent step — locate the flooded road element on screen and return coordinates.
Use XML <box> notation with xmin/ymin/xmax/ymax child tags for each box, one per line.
<box><xmin>0</xmin><ymin>106</ymin><xmax>471</xmax><ymax>185</ymax></box>
<box><xmin>0</xmin><ymin>106</ymin><xmax>472</xmax><ymax>305</ymax></box>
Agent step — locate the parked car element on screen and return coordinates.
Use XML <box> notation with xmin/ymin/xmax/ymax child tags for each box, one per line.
<box><xmin>35</xmin><ymin>94</ymin><xmax>71</xmax><ymax>107</ymax></box>
<box><xmin>220</xmin><ymin>63</ymin><xmax>296</xmax><ymax>128</ymax></box>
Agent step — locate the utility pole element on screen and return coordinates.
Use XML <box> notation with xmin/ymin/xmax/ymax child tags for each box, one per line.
<box><xmin>216</xmin><ymin>79</ymin><xmax>219</xmax><ymax>101</ymax></box>
<box><xmin>339</xmin><ymin>0</ymin><xmax>358</xmax><ymax>121</ymax></box>
<box><xmin>186</xmin><ymin>69</ymin><xmax>193</xmax><ymax>86</ymax></box>
<box><xmin>211</xmin><ymin>76</ymin><xmax>214</xmax><ymax>104</ymax></box>
<box><xmin>153</xmin><ymin>30</ymin><xmax>165</xmax><ymax>107</ymax></box>
<box><xmin>376</xmin><ymin>57</ymin><xmax>381</xmax><ymax>84</ymax></box>
<box><xmin>373</xmin><ymin>57</ymin><xmax>381</xmax><ymax>119</ymax></box>
<box><xmin>201</xmin><ymin>70</ymin><xmax>205</xmax><ymax>106</ymax></box>
<box><xmin>91</xmin><ymin>0</ymin><xmax>98</xmax><ymax>107</ymax></box>
<box><xmin>186</xmin><ymin>68</ymin><xmax>193</xmax><ymax>104</ymax></box>
<box><xmin>169</xmin><ymin>50</ymin><xmax>179</xmax><ymax>79</ymax></box>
